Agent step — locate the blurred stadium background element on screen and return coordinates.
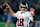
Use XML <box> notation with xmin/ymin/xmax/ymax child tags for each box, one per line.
<box><xmin>0</xmin><ymin>0</ymin><xmax>40</xmax><ymax>27</ymax></box>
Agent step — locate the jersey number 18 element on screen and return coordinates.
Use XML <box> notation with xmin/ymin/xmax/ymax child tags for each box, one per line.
<box><xmin>18</xmin><ymin>18</ymin><xmax>24</xmax><ymax>26</ymax></box>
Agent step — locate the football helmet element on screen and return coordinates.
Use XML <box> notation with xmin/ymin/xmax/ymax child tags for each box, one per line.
<box><xmin>19</xmin><ymin>2</ymin><xmax>28</xmax><ymax>12</ymax></box>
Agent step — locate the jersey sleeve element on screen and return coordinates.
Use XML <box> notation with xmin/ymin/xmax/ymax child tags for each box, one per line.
<box><xmin>29</xmin><ymin>16</ymin><xmax>33</xmax><ymax>21</ymax></box>
<box><xmin>28</xmin><ymin>12</ymin><xmax>33</xmax><ymax>21</ymax></box>
<box><xmin>13</xmin><ymin>11</ymin><xmax>19</xmax><ymax>17</ymax></box>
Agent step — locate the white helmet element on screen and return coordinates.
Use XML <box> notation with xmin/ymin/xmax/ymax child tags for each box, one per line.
<box><xmin>19</xmin><ymin>2</ymin><xmax>28</xmax><ymax>12</ymax></box>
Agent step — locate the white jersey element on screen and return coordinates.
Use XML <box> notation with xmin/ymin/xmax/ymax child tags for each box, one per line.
<box><xmin>14</xmin><ymin>11</ymin><xmax>33</xmax><ymax>27</ymax></box>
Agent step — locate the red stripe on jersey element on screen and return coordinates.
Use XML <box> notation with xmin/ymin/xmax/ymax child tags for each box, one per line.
<box><xmin>18</xmin><ymin>19</ymin><xmax>19</xmax><ymax>26</ymax></box>
<box><xmin>27</xmin><ymin>21</ymin><xmax>28</xmax><ymax>27</ymax></box>
<box><xmin>23</xmin><ymin>19</ymin><xmax>24</xmax><ymax>26</ymax></box>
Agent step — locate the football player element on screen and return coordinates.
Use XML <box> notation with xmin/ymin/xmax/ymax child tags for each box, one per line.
<box><xmin>5</xmin><ymin>14</ymin><xmax>13</xmax><ymax>27</ymax></box>
<box><xmin>4</xmin><ymin>2</ymin><xmax>36</xmax><ymax>27</ymax></box>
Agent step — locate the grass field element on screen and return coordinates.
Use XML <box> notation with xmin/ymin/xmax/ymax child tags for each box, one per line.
<box><xmin>0</xmin><ymin>22</ymin><xmax>15</xmax><ymax>27</ymax></box>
